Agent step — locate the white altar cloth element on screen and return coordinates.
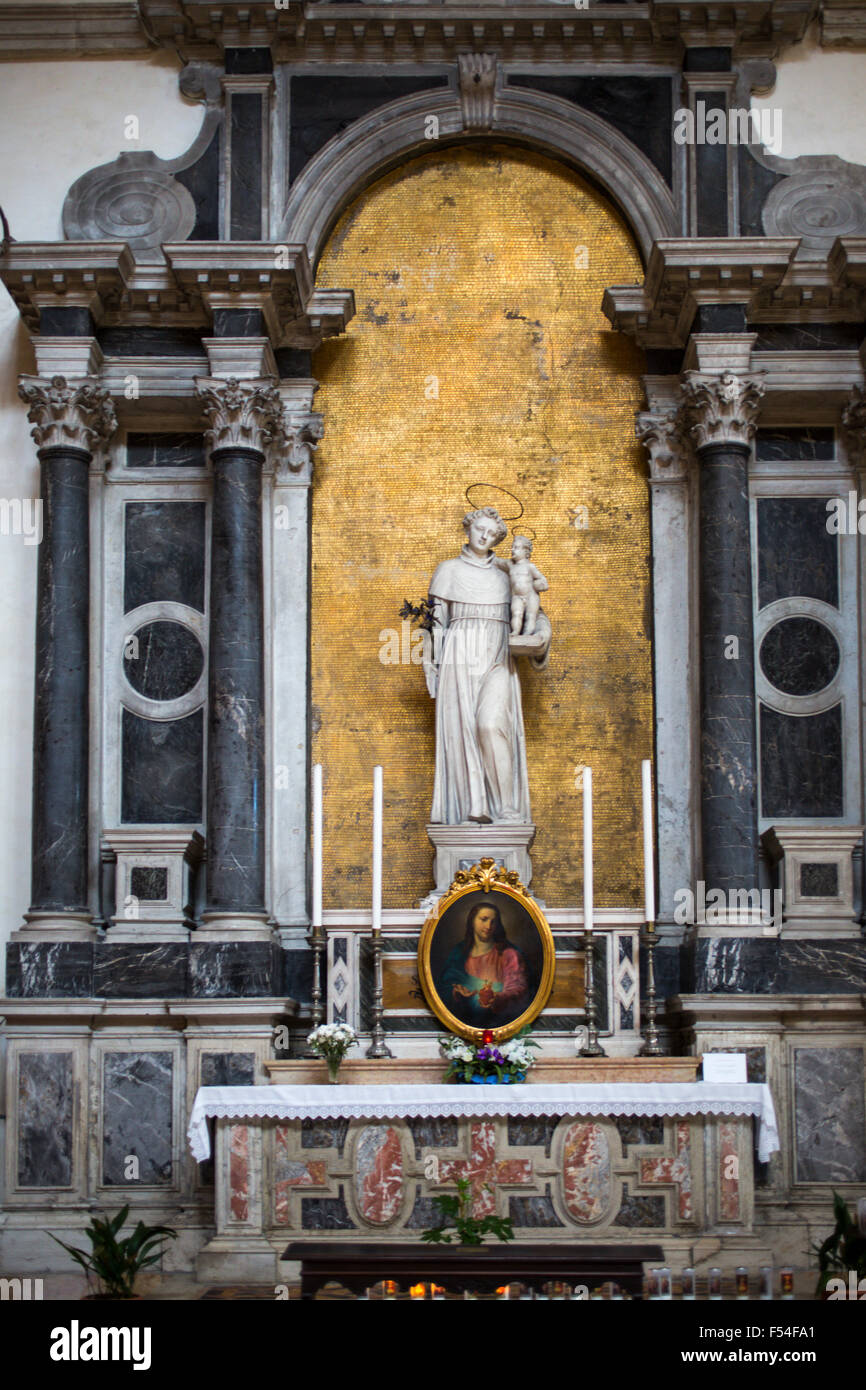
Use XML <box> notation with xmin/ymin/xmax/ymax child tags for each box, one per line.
<box><xmin>188</xmin><ymin>1082</ymin><xmax>780</xmax><ymax>1164</ymax></box>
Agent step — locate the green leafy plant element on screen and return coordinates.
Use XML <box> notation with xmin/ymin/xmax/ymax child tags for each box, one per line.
<box><xmin>811</xmin><ymin>1190</ymin><xmax>866</xmax><ymax>1297</ymax></box>
<box><xmin>49</xmin><ymin>1205</ymin><xmax>177</xmax><ymax>1299</ymax></box>
<box><xmin>421</xmin><ymin>1177</ymin><xmax>514</xmax><ymax>1247</ymax></box>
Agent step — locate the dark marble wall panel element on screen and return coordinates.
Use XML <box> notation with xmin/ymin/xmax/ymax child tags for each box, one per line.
<box><xmin>301</xmin><ymin>1187</ymin><xmax>355</xmax><ymax>1230</ymax></box>
<box><xmin>757</xmin><ymin>497</ymin><xmax>838</xmax><ymax>609</ymax></box>
<box><xmin>124</xmin><ymin>621</ymin><xmax>204</xmax><ymax>701</ymax></box>
<box><xmin>18</xmin><ymin>1052</ymin><xmax>75</xmax><ymax>1186</ymax></box>
<box><xmin>121</xmin><ymin>708</ymin><xmax>203</xmax><ymax>824</ymax></box>
<box><xmin>409</xmin><ymin>1116</ymin><xmax>459</xmax><ymax>1158</ymax></box>
<box><xmin>94</xmin><ymin>944</ymin><xmax>188</xmax><ymax>998</ymax></box>
<box><xmin>405</xmin><ymin>1188</ymin><xmax>443</xmax><ymax>1229</ymax></box>
<box><xmin>752</xmin><ymin>323</ymin><xmax>864</xmax><ymax>351</ymax></box>
<box><xmin>509</xmin><ymin>1185</ymin><xmax>565</xmax><ymax>1228</ymax></box>
<box><xmin>6</xmin><ymin>942</ymin><xmax>93</xmax><ymax>997</ymax></box>
<box><xmin>508</xmin><ymin>74</ymin><xmax>673</xmax><ymax>185</ymax></box>
<box><xmin>288</xmin><ymin>75</ymin><xmax>449</xmax><ymax>184</ymax></box>
<box><xmin>738</xmin><ymin>146</ymin><xmax>785</xmax><ymax>237</ymax></box>
<box><xmin>794</xmin><ymin>1047</ymin><xmax>866</xmax><ymax>1182</ymax></box>
<box><xmin>691</xmin><ymin>938</ymin><xmax>866</xmax><ymax>993</ymax></box>
<box><xmin>301</xmin><ymin>1118</ymin><xmax>350</xmax><ymax>1153</ymax></box>
<box><xmin>760</xmin><ymin>618</ymin><xmax>839</xmax><ymax>696</ymax></box>
<box><xmin>695</xmin><ymin>91</ymin><xmax>729</xmax><ymax>236</ymax></box>
<box><xmin>614</xmin><ymin>1116</ymin><xmax>664</xmax><ymax>1151</ymax></box>
<box><xmin>755</xmin><ymin>429</ymin><xmax>835</xmax><ymax>463</ymax></box>
<box><xmin>124</xmin><ymin>500</ymin><xmax>206</xmax><ymax>613</ymax></box>
<box><xmin>230</xmin><ymin>93</ymin><xmax>263</xmax><ymax>241</ymax></box>
<box><xmin>507</xmin><ymin>1117</ymin><xmax>558</xmax><ymax>1156</ymax></box>
<box><xmin>760</xmin><ymin>704</ymin><xmax>843</xmax><ymax>819</ymax></box>
<box><xmin>613</xmin><ymin>1184</ymin><xmax>665</xmax><ymax>1228</ymax></box>
<box><xmin>174</xmin><ymin>127</ymin><xmax>221</xmax><ymax>241</ymax></box>
<box><xmin>103</xmin><ymin>1051</ymin><xmax>174</xmax><ymax>1185</ymax></box>
<box><xmin>126</xmin><ymin>433</ymin><xmax>205</xmax><ymax>469</ymax></box>
<box><xmin>201</xmin><ymin>1052</ymin><xmax>256</xmax><ymax>1087</ymax></box>
<box><xmin>189</xmin><ymin>941</ymin><xmax>280</xmax><ymax>996</ymax></box>
<box><xmin>282</xmin><ymin>943</ymin><xmax>313</xmax><ymax>1006</ymax></box>
<box><xmin>99</xmin><ymin>327</ymin><xmax>207</xmax><ymax>358</ymax></box>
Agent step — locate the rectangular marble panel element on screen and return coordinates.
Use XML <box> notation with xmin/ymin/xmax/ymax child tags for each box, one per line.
<box><xmin>124</xmin><ymin>500</ymin><xmax>206</xmax><ymax>612</ymax></box>
<box><xmin>760</xmin><ymin>704</ymin><xmax>843</xmax><ymax>819</ymax></box>
<box><xmin>190</xmin><ymin>941</ymin><xmax>280</xmax><ymax>997</ymax></box>
<box><xmin>121</xmin><ymin>708</ymin><xmax>203</xmax><ymax>824</ymax></box>
<box><xmin>18</xmin><ymin>1052</ymin><xmax>75</xmax><ymax>1187</ymax></box>
<box><xmin>795</xmin><ymin>1047</ymin><xmax>866</xmax><ymax>1182</ymax></box>
<box><xmin>94</xmin><ymin>943</ymin><xmax>188</xmax><ymax>998</ymax></box>
<box><xmin>6</xmin><ymin>942</ymin><xmax>93</xmax><ymax>997</ymax></box>
<box><xmin>102</xmin><ymin>1051</ymin><xmax>174</xmax><ymax>1186</ymax></box>
<box><xmin>757</xmin><ymin>496</ymin><xmax>838</xmax><ymax>608</ymax></box>
<box><xmin>126</xmin><ymin>433</ymin><xmax>205</xmax><ymax>470</ymax></box>
<box><xmin>200</xmin><ymin>1053</ymin><xmax>256</xmax><ymax>1087</ymax></box>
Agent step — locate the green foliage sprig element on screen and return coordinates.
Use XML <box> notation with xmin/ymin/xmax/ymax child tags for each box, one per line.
<box><xmin>812</xmin><ymin>1190</ymin><xmax>866</xmax><ymax>1296</ymax></box>
<box><xmin>421</xmin><ymin>1177</ymin><xmax>514</xmax><ymax>1247</ymax></box>
<box><xmin>49</xmin><ymin>1205</ymin><xmax>177</xmax><ymax>1299</ymax></box>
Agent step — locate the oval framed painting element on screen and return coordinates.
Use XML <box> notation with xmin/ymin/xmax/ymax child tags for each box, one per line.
<box><xmin>417</xmin><ymin>859</ymin><xmax>555</xmax><ymax>1043</ymax></box>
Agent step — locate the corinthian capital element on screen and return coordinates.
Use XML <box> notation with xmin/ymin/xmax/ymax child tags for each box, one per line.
<box><xmin>681</xmin><ymin>370</ymin><xmax>765</xmax><ymax>451</ymax></box>
<box><xmin>278</xmin><ymin>409</ymin><xmax>324</xmax><ymax>481</ymax></box>
<box><xmin>196</xmin><ymin>376</ymin><xmax>286</xmax><ymax>454</ymax></box>
<box><xmin>842</xmin><ymin>384</ymin><xmax>866</xmax><ymax>467</ymax></box>
<box><xmin>636</xmin><ymin>408</ymin><xmax>691</xmax><ymax>482</ymax></box>
<box><xmin>18</xmin><ymin>374</ymin><xmax>116</xmax><ymax>453</ymax></box>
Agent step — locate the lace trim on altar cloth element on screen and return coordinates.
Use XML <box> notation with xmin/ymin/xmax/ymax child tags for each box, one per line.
<box><xmin>187</xmin><ymin>1082</ymin><xmax>780</xmax><ymax>1164</ymax></box>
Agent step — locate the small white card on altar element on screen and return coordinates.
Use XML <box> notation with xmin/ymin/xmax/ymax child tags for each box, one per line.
<box><xmin>702</xmin><ymin>1052</ymin><xmax>747</xmax><ymax>1083</ymax></box>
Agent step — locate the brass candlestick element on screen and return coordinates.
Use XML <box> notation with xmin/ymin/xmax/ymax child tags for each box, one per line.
<box><xmin>366</xmin><ymin>929</ymin><xmax>393</xmax><ymax>1058</ymax></box>
<box><xmin>579</xmin><ymin>928</ymin><xmax>606</xmax><ymax>1057</ymax></box>
<box><xmin>639</xmin><ymin>922</ymin><xmax>663</xmax><ymax>1057</ymax></box>
<box><xmin>310</xmin><ymin>922</ymin><xmax>326</xmax><ymax>1030</ymax></box>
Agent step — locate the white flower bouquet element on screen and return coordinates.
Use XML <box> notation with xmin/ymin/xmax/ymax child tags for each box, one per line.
<box><xmin>307</xmin><ymin>1022</ymin><xmax>358</xmax><ymax>1082</ymax></box>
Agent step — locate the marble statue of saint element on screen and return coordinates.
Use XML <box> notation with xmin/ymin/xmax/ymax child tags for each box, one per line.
<box><xmin>424</xmin><ymin>506</ymin><xmax>550</xmax><ymax>825</ymax></box>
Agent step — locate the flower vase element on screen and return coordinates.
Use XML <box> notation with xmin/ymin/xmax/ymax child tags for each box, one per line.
<box><xmin>327</xmin><ymin>1057</ymin><xmax>341</xmax><ymax>1085</ymax></box>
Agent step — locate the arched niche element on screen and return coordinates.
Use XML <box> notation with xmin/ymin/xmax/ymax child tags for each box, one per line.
<box><xmin>278</xmin><ymin>84</ymin><xmax>677</xmax><ymax>270</ymax></box>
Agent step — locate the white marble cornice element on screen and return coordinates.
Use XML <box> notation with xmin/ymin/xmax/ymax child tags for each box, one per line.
<box><xmin>18</xmin><ymin>374</ymin><xmax>118</xmax><ymax>453</ymax></box>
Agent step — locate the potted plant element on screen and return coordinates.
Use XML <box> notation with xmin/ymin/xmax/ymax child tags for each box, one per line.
<box><xmin>49</xmin><ymin>1206</ymin><xmax>177</xmax><ymax>1300</ymax></box>
<box><xmin>812</xmin><ymin>1190</ymin><xmax>866</xmax><ymax>1298</ymax></box>
<box><xmin>421</xmin><ymin>1177</ymin><xmax>514</xmax><ymax>1247</ymax></box>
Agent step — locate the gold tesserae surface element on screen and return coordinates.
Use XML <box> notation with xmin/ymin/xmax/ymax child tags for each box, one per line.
<box><xmin>311</xmin><ymin>144</ymin><xmax>652</xmax><ymax>910</ymax></box>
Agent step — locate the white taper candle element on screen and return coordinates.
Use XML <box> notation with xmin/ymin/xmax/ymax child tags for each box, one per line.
<box><xmin>312</xmin><ymin>763</ymin><xmax>323</xmax><ymax>929</ymax></box>
<box><xmin>642</xmin><ymin>759</ymin><xmax>655</xmax><ymax>924</ymax></box>
<box><xmin>583</xmin><ymin>767</ymin><xmax>593</xmax><ymax>932</ymax></box>
<box><xmin>372</xmin><ymin>764</ymin><xmax>383</xmax><ymax>936</ymax></box>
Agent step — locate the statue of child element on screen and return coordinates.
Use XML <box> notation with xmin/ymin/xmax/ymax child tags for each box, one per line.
<box><xmin>508</xmin><ymin>534</ymin><xmax>548</xmax><ymax>637</ymax></box>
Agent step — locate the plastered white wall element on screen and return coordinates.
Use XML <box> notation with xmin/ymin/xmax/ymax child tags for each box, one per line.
<box><xmin>753</xmin><ymin>21</ymin><xmax>866</xmax><ymax>165</ymax></box>
<box><xmin>0</xmin><ymin>53</ymin><xmax>204</xmax><ymax>241</ymax></box>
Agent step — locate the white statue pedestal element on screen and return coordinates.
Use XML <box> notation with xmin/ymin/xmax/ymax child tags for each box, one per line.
<box><xmin>421</xmin><ymin>822</ymin><xmax>536</xmax><ymax>910</ymax></box>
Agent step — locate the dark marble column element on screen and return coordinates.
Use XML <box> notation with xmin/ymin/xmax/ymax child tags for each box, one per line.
<box><xmin>197</xmin><ymin>376</ymin><xmax>285</xmax><ymax>933</ymax></box>
<box><xmin>17</xmin><ymin>375</ymin><xmax>116</xmax><ymax>930</ymax></box>
<box><xmin>682</xmin><ymin>370</ymin><xmax>764</xmax><ymax>898</ymax></box>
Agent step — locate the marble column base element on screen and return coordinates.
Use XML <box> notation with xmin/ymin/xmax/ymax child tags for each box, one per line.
<box><xmin>196</xmin><ymin>912</ymin><xmax>273</xmax><ymax>943</ymax></box>
<box><xmin>15</xmin><ymin>911</ymin><xmax>96</xmax><ymax>942</ymax></box>
<box><xmin>422</xmin><ymin>822</ymin><xmax>536</xmax><ymax>909</ymax></box>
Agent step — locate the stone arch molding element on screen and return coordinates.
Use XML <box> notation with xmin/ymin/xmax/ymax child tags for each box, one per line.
<box><xmin>277</xmin><ymin>85</ymin><xmax>677</xmax><ymax>269</ymax></box>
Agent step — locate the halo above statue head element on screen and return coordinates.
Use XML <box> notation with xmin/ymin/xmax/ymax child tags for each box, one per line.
<box><xmin>464</xmin><ymin>482</ymin><xmax>524</xmax><ymax>523</ymax></box>
<box><xmin>511</xmin><ymin>525</ymin><xmax>537</xmax><ymax>543</ymax></box>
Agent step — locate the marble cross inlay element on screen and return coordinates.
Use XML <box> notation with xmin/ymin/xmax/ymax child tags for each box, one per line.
<box><xmin>638</xmin><ymin>1119</ymin><xmax>693</xmax><ymax>1221</ymax></box>
<box><xmin>274</xmin><ymin>1125</ymin><xmax>328</xmax><ymax>1225</ymax></box>
<box><xmin>434</xmin><ymin>1120</ymin><xmax>533</xmax><ymax>1217</ymax></box>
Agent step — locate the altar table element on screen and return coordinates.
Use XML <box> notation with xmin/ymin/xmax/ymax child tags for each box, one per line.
<box><xmin>189</xmin><ymin>1082</ymin><xmax>780</xmax><ymax>1162</ymax></box>
<box><xmin>189</xmin><ymin>1082</ymin><xmax>780</xmax><ymax>1284</ymax></box>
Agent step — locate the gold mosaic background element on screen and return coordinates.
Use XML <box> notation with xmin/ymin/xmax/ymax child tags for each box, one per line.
<box><xmin>312</xmin><ymin>144</ymin><xmax>652</xmax><ymax>909</ymax></box>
